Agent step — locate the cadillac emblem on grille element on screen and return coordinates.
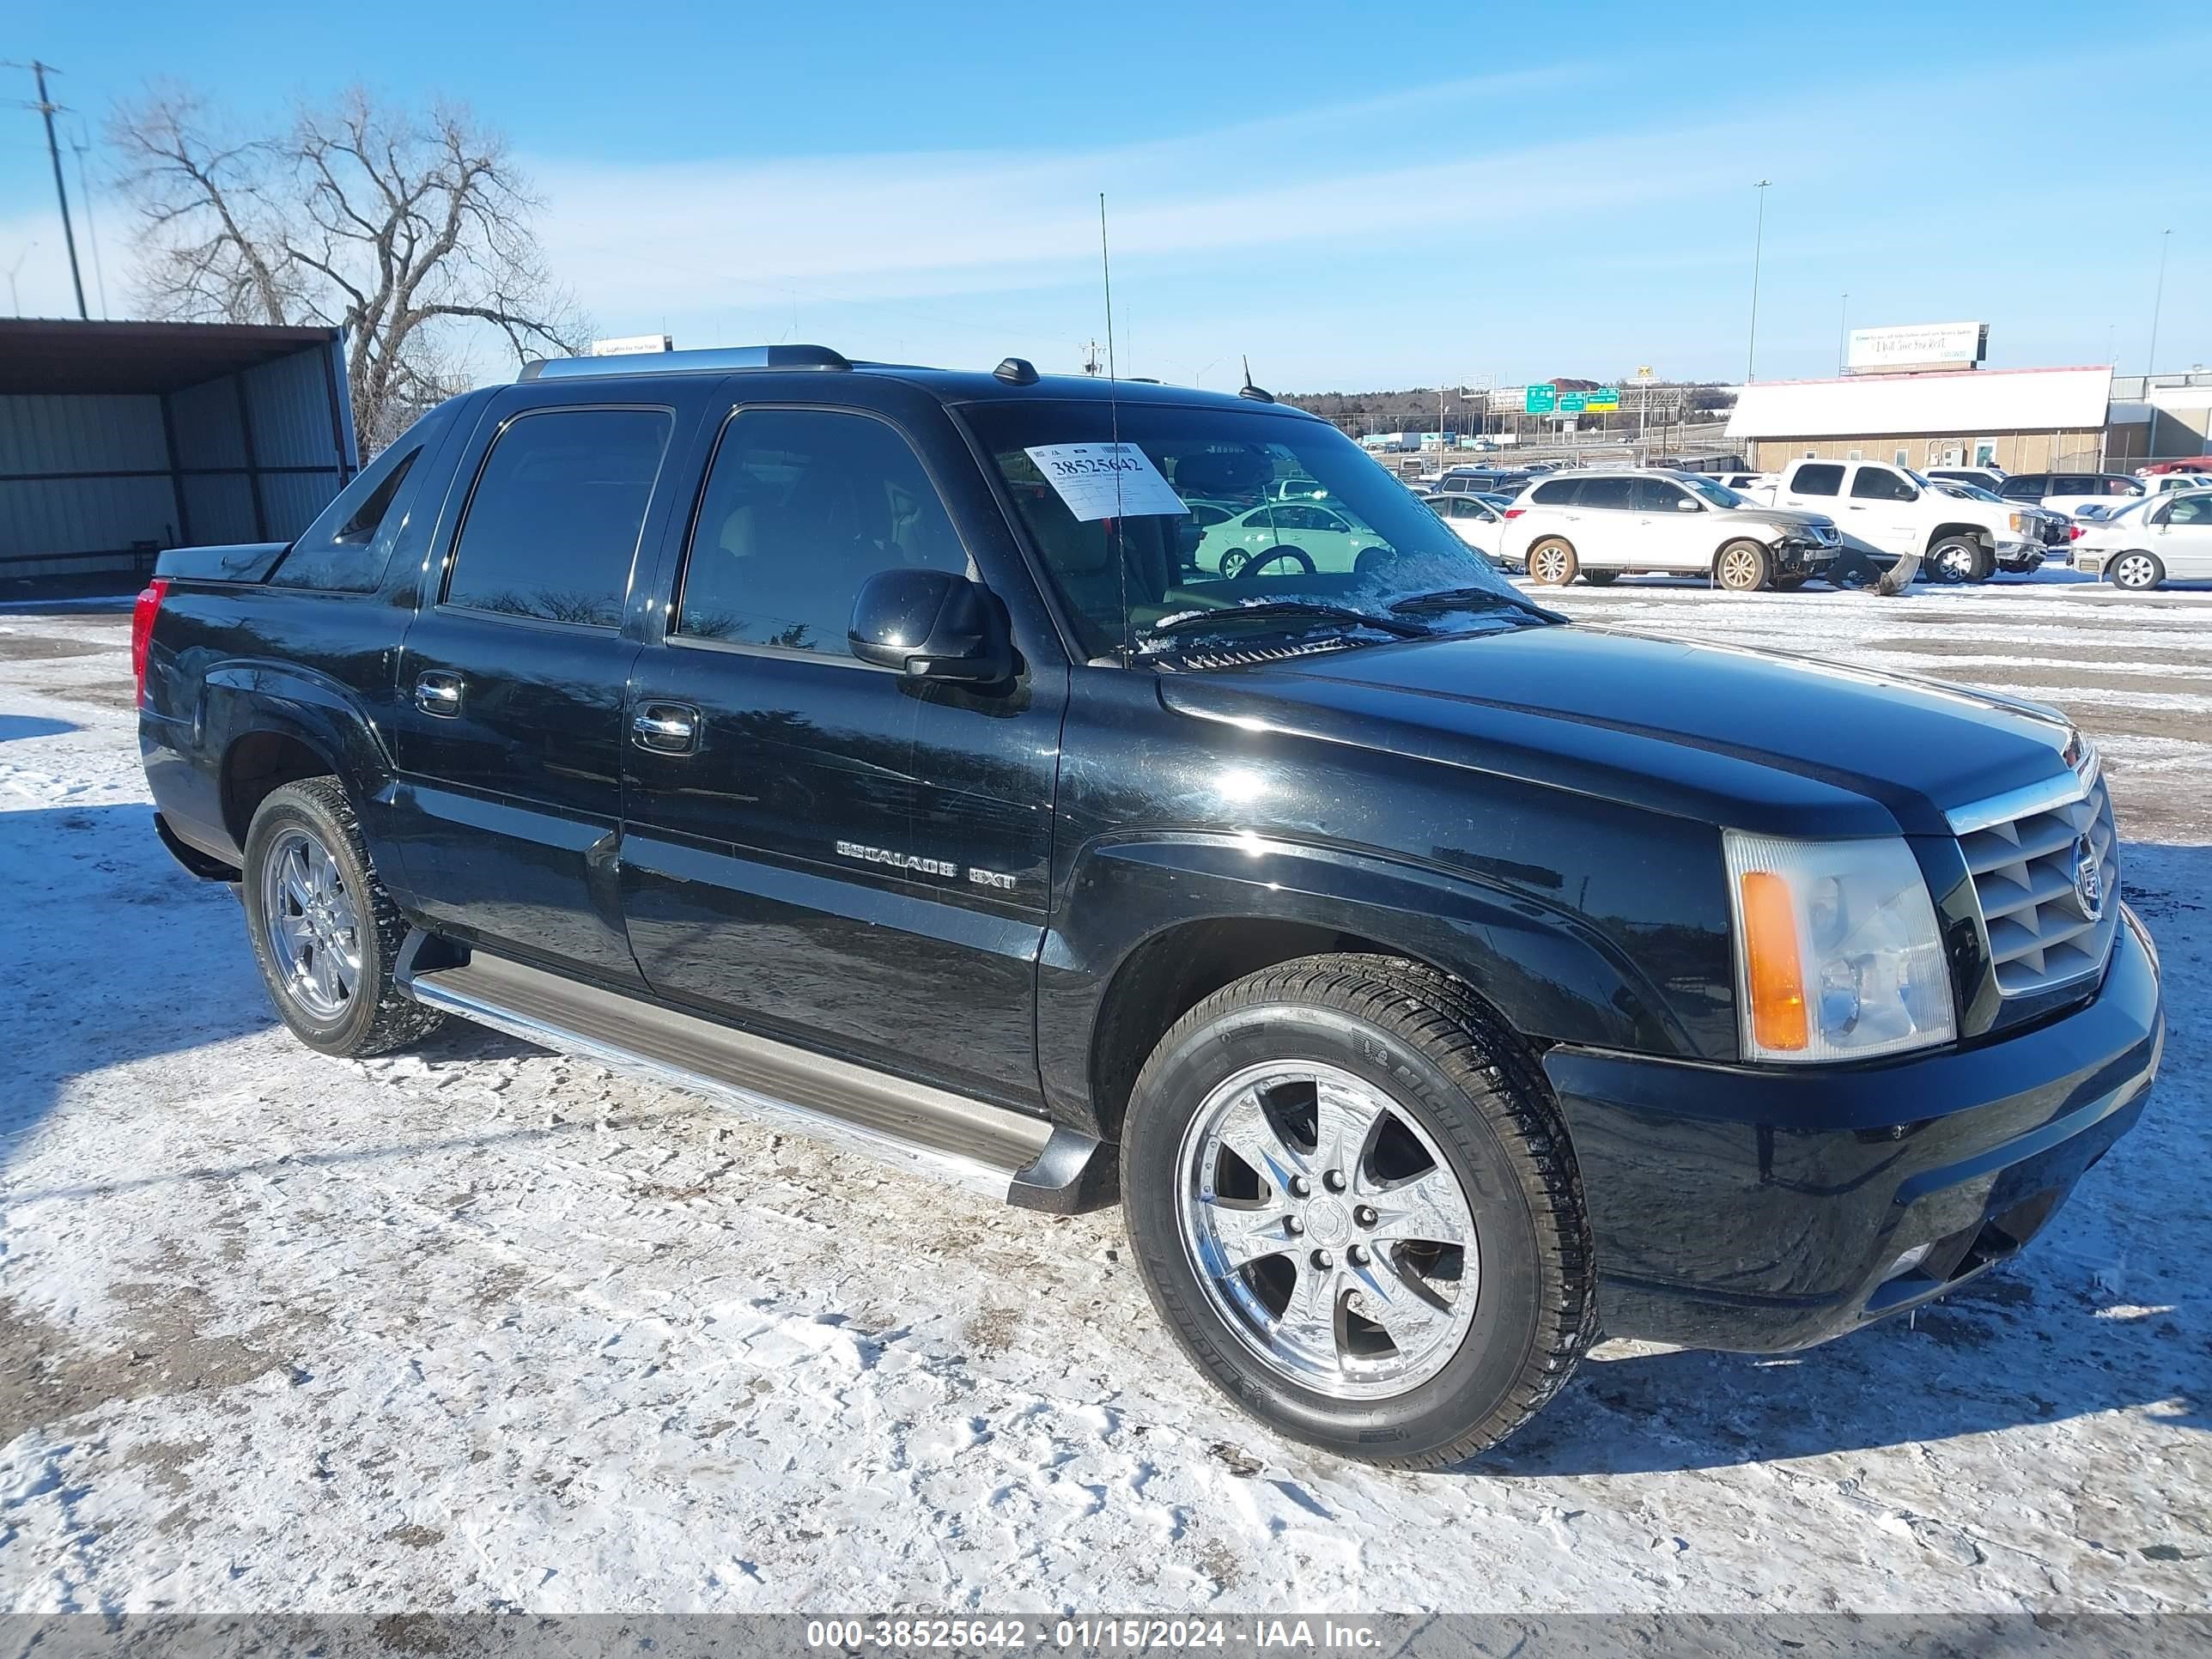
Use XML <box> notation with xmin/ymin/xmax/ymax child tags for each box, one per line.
<box><xmin>2073</xmin><ymin>836</ymin><xmax>2105</xmax><ymax>921</ymax></box>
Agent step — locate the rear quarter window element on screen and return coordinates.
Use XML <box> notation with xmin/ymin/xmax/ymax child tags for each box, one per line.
<box><xmin>270</xmin><ymin>409</ymin><xmax>449</xmax><ymax>592</ymax></box>
<box><xmin>1530</xmin><ymin>478</ymin><xmax>1580</xmax><ymax>505</ymax></box>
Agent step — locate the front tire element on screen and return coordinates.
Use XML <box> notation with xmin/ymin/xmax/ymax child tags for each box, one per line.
<box><xmin>1714</xmin><ymin>539</ymin><xmax>1771</xmax><ymax>591</ymax></box>
<box><xmin>241</xmin><ymin>777</ymin><xmax>445</xmax><ymax>1058</ymax></box>
<box><xmin>1121</xmin><ymin>956</ymin><xmax>1595</xmax><ymax>1468</ymax></box>
<box><xmin>1929</xmin><ymin>536</ymin><xmax>1989</xmax><ymax>584</ymax></box>
<box><xmin>1526</xmin><ymin>538</ymin><xmax>1578</xmax><ymax>586</ymax></box>
<box><xmin>2109</xmin><ymin>550</ymin><xmax>2165</xmax><ymax>591</ymax></box>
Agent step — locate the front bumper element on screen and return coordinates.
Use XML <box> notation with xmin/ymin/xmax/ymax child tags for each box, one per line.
<box><xmin>1777</xmin><ymin>538</ymin><xmax>1838</xmax><ymax>574</ymax></box>
<box><xmin>1542</xmin><ymin>905</ymin><xmax>2161</xmax><ymax>1352</ymax></box>
<box><xmin>1996</xmin><ymin>537</ymin><xmax>2046</xmax><ymax>573</ymax></box>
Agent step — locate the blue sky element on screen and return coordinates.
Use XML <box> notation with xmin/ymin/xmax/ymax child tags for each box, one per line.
<box><xmin>3</xmin><ymin>1</ymin><xmax>2205</xmax><ymax>390</ymax></box>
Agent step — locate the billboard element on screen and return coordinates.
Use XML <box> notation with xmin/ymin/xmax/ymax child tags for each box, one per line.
<box><xmin>1844</xmin><ymin>322</ymin><xmax>1987</xmax><ymax>374</ymax></box>
<box><xmin>590</xmin><ymin>333</ymin><xmax>675</xmax><ymax>356</ymax></box>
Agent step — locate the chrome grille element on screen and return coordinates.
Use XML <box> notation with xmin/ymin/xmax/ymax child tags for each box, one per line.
<box><xmin>1950</xmin><ymin>757</ymin><xmax>2119</xmax><ymax>997</ymax></box>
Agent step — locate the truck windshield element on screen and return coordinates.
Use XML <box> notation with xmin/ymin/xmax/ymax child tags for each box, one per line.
<box><xmin>960</xmin><ymin>399</ymin><xmax>1530</xmax><ymax>659</ymax></box>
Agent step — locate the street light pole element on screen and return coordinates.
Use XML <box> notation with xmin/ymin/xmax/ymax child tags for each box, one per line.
<box><xmin>1838</xmin><ymin>292</ymin><xmax>1849</xmax><ymax>374</ymax></box>
<box><xmin>1746</xmin><ymin>179</ymin><xmax>1771</xmax><ymax>385</ymax></box>
<box><xmin>2146</xmin><ymin>228</ymin><xmax>2172</xmax><ymax>378</ymax></box>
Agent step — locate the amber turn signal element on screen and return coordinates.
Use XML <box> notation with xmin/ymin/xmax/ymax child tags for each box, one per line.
<box><xmin>1739</xmin><ymin>870</ymin><xmax>1808</xmax><ymax>1052</ymax></box>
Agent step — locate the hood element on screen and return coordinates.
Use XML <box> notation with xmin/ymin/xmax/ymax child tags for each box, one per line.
<box><xmin>1724</xmin><ymin>505</ymin><xmax>1832</xmax><ymax>532</ymax></box>
<box><xmin>1159</xmin><ymin>624</ymin><xmax>2077</xmax><ymax>839</ymax></box>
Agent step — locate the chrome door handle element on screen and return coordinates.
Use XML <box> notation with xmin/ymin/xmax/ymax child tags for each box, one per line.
<box><xmin>415</xmin><ymin>672</ymin><xmax>463</xmax><ymax>716</ymax></box>
<box><xmin>631</xmin><ymin>702</ymin><xmax>700</xmax><ymax>755</ymax></box>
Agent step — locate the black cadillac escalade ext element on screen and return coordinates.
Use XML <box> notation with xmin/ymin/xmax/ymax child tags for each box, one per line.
<box><xmin>136</xmin><ymin>346</ymin><xmax>2164</xmax><ymax>1468</ymax></box>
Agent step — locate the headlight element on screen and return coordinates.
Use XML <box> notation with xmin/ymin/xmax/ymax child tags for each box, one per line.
<box><xmin>1723</xmin><ymin>831</ymin><xmax>1956</xmax><ymax>1063</ymax></box>
<box><xmin>2008</xmin><ymin>512</ymin><xmax>2027</xmax><ymax>533</ymax></box>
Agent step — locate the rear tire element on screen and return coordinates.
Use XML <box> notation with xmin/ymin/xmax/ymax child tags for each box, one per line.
<box><xmin>1714</xmin><ymin>539</ymin><xmax>1771</xmax><ymax>592</ymax></box>
<box><xmin>241</xmin><ymin>777</ymin><xmax>445</xmax><ymax>1058</ymax></box>
<box><xmin>1121</xmin><ymin>955</ymin><xmax>1595</xmax><ymax>1468</ymax></box>
<box><xmin>1527</xmin><ymin>538</ymin><xmax>1578</xmax><ymax>586</ymax></box>
<box><xmin>2109</xmin><ymin>550</ymin><xmax>2164</xmax><ymax>591</ymax></box>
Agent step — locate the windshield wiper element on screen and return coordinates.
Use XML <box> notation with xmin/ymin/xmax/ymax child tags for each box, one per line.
<box><xmin>1387</xmin><ymin>586</ymin><xmax>1556</xmax><ymax>623</ymax></box>
<box><xmin>1148</xmin><ymin>601</ymin><xmax>1431</xmax><ymax>641</ymax></box>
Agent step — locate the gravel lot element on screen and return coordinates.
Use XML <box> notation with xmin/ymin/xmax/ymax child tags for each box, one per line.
<box><xmin>2</xmin><ymin>574</ymin><xmax>2207</xmax><ymax>1615</ymax></box>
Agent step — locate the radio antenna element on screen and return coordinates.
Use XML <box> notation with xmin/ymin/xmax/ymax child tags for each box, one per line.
<box><xmin>1100</xmin><ymin>191</ymin><xmax>1131</xmax><ymax>662</ymax></box>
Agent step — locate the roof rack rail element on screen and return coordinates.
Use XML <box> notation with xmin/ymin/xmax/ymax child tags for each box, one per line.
<box><xmin>519</xmin><ymin>344</ymin><xmax>851</xmax><ymax>382</ymax></box>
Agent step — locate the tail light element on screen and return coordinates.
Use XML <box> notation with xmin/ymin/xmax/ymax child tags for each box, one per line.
<box><xmin>2069</xmin><ymin>524</ymin><xmax>2084</xmax><ymax>541</ymax></box>
<box><xmin>1503</xmin><ymin>507</ymin><xmax>1525</xmax><ymax>520</ymax></box>
<box><xmin>131</xmin><ymin>578</ymin><xmax>170</xmax><ymax>707</ymax></box>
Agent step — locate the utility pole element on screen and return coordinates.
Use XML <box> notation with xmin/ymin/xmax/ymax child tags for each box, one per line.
<box><xmin>2146</xmin><ymin>228</ymin><xmax>2172</xmax><ymax>379</ymax></box>
<box><xmin>1745</xmin><ymin>179</ymin><xmax>1771</xmax><ymax>385</ymax></box>
<box><xmin>7</xmin><ymin>61</ymin><xmax>88</xmax><ymax>319</ymax></box>
<box><xmin>1837</xmin><ymin>292</ymin><xmax>1849</xmax><ymax>374</ymax></box>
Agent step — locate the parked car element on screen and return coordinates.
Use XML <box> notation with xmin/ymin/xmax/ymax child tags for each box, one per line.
<box><xmin>1926</xmin><ymin>466</ymin><xmax>2008</xmax><ymax>492</ymax></box>
<box><xmin>2073</xmin><ymin>488</ymin><xmax>2212</xmax><ymax>589</ymax></box>
<box><xmin>1499</xmin><ymin>470</ymin><xmax>1840</xmax><ymax>589</ymax></box>
<box><xmin>1763</xmin><ymin>458</ymin><xmax>2045</xmax><ymax>581</ymax></box>
<box><xmin>1996</xmin><ymin>472</ymin><xmax>2146</xmax><ymax>518</ymax></box>
<box><xmin>1196</xmin><ymin>500</ymin><xmax>1389</xmax><ymax>576</ymax></box>
<box><xmin>1433</xmin><ymin>467</ymin><xmax>1530</xmax><ymax>497</ymax></box>
<box><xmin>133</xmin><ymin>344</ymin><xmax>2162</xmax><ymax>1469</ymax></box>
<box><xmin>1426</xmin><ymin>492</ymin><xmax>1509</xmax><ymax>564</ymax></box>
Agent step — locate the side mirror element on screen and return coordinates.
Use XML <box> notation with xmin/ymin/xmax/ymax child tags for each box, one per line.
<box><xmin>848</xmin><ymin>568</ymin><xmax>1012</xmax><ymax>684</ymax></box>
<box><xmin>1675</xmin><ymin>498</ymin><xmax>1701</xmax><ymax>512</ymax></box>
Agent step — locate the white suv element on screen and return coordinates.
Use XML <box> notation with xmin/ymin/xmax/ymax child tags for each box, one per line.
<box><xmin>1498</xmin><ymin>471</ymin><xmax>1841</xmax><ymax>591</ymax></box>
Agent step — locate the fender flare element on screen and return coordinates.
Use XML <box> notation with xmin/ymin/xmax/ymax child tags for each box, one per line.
<box><xmin>1037</xmin><ymin>830</ymin><xmax>1709</xmax><ymax>1132</ymax></box>
<box><xmin>202</xmin><ymin>661</ymin><xmax>398</xmax><ymax>851</ymax></box>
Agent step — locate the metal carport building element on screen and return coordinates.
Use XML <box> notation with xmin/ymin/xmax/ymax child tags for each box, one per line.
<box><xmin>0</xmin><ymin>319</ymin><xmax>356</xmax><ymax>590</ymax></box>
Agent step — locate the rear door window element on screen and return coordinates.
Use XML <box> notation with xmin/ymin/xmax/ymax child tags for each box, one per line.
<box><xmin>442</xmin><ymin>407</ymin><xmax>674</xmax><ymax>628</ymax></box>
<box><xmin>1573</xmin><ymin>478</ymin><xmax>1636</xmax><ymax>510</ymax></box>
<box><xmin>1792</xmin><ymin>464</ymin><xmax>1844</xmax><ymax>496</ymax></box>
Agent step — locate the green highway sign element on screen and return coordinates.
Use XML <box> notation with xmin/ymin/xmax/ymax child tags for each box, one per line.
<box><xmin>1523</xmin><ymin>384</ymin><xmax>1557</xmax><ymax>415</ymax></box>
<box><xmin>1584</xmin><ymin>386</ymin><xmax>1621</xmax><ymax>411</ymax></box>
<box><xmin>1557</xmin><ymin>391</ymin><xmax>1588</xmax><ymax>413</ymax></box>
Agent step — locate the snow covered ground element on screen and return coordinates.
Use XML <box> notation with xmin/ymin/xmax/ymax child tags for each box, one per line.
<box><xmin>1</xmin><ymin>578</ymin><xmax>2207</xmax><ymax>1616</ymax></box>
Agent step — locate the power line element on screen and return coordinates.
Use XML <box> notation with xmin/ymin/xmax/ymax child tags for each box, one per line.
<box><xmin>68</xmin><ymin>120</ymin><xmax>108</xmax><ymax>319</ymax></box>
<box><xmin>4</xmin><ymin>59</ymin><xmax>88</xmax><ymax>319</ymax></box>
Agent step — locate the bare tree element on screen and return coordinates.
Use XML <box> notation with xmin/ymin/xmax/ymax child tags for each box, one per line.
<box><xmin>111</xmin><ymin>85</ymin><xmax>586</xmax><ymax>453</ymax></box>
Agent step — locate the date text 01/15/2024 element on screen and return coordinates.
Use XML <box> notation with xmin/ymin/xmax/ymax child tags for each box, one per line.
<box><xmin>801</xmin><ymin>1617</ymin><xmax>1381</xmax><ymax>1650</ymax></box>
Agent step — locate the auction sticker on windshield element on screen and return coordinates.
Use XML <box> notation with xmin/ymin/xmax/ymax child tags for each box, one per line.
<box><xmin>1024</xmin><ymin>442</ymin><xmax>1188</xmax><ymax>522</ymax></box>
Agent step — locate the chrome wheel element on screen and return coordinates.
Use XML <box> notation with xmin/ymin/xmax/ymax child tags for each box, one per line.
<box><xmin>1717</xmin><ymin>544</ymin><xmax>1763</xmax><ymax>589</ymax></box>
<box><xmin>1932</xmin><ymin>541</ymin><xmax>1977</xmax><ymax>583</ymax></box>
<box><xmin>2111</xmin><ymin>552</ymin><xmax>2160</xmax><ymax>590</ymax></box>
<box><xmin>259</xmin><ymin>827</ymin><xmax>362</xmax><ymax>1020</ymax></box>
<box><xmin>1528</xmin><ymin>543</ymin><xmax>1572</xmax><ymax>585</ymax></box>
<box><xmin>1175</xmin><ymin>1060</ymin><xmax>1480</xmax><ymax>1399</ymax></box>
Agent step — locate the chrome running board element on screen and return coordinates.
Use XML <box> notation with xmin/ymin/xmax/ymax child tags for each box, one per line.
<box><xmin>401</xmin><ymin>940</ymin><xmax>1113</xmax><ymax>1213</ymax></box>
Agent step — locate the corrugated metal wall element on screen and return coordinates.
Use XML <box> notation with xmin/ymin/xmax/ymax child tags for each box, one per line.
<box><xmin>1</xmin><ymin>337</ymin><xmax>352</xmax><ymax>584</ymax></box>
